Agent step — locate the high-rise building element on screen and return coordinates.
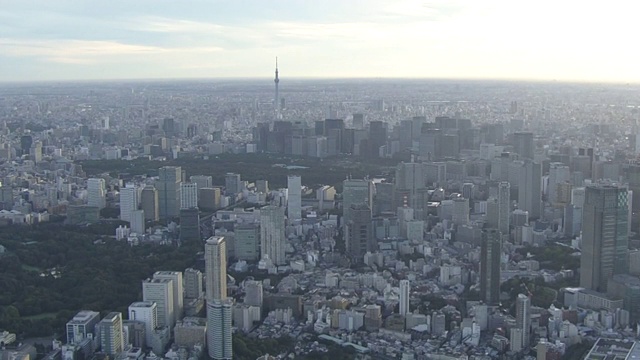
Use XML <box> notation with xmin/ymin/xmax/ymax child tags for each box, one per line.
<box><xmin>128</xmin><ymin>301</ymin><xmax>157</xmax><ymax>347</ymax></box>
<box><xmin>190</xmin><ymin>175</ymin><xmax>213</xmax><ymax>191</ymax></box>
<box><xmin>98</xmin><ymin>312</ymin><xmax>124</xmax><ymax>356</ymax></box>
<box><xmin>394</xmin><ymin>162</ymin><xmax>426</xmax><ymax>209</ymax></box>
<box><xmin>179</xmin><ymin>208</ymin><xmax>201</xmax><ymax>242</ymax></box>
<box><xmin>130</xmin><ymin>209</ymin><xmax>145</xmax><ymax>234</ymax></box>
<box><xmin>224</xmin><ymin>173</ymin><xmax>241</xmax><ymax>195</ymax></box>
<box><xmin>244</xmin><ymin>280</ymin><xmax>264</xmax><ymax>307</ymax></box>
<box><xmin>497</xmin><ymin>182</ymin><xmax>511</xmax><ymax>235</ymax></box>
<box><xmin>287</xmin><ymin>175</ymin><xmax>302</xmax><ymax>222</ymax></box>
<box><xmin>452</xmin><ymin>197</ymin><xmax>469</xmax><ymax>226</ymax></box>
<box><xmin>87</xmin><ymin>178</ymin><xmax>106</xmax><ymax>209</ymax></box>
<box><xmin>518</xmin><ymin>160</ymin><xmax>542</xmax><ymax>220</ymax></box>
<box><xmin>580</xmin><ymin>185</ymin><xmax>629</xmax><ymax>292</ymax></box>
<box><xmin>513</xmin><ymin>131</ymin><xmax>534</xmax><ymax>160</ymax></box>
<box><xmin>399</xmin><ymin>280</ymin><xmax>410</xmax><ymax>316</ymax></box>
<box><xmin>184</xmin><ymin>268</ymin><xmax>203</xmax><ymax>299</ymax></box>
<box><xmin>205</xmin><ymin>236</ymin><xmax>227</xmax><ymax>301</ymax></box>
<box><xmin>480</xmin><ymin>228</ymin><xmax>501</xmax><ymax>305</ymax></box>
<box><xmin>66</xmin><ymin>310</ymin><xmax>100</xmax><ymax>345</ymax></box>
<box><xmin>342</xmin><ymin>178</ymin><xmax>374</xmax><ymax>223</ymax></box>
<box><xmin>515</xmin><ymin>294</ymin><xmax>531</xmax><ymax>349</ymax></box>
<box><xmin>157</xmin><ymin>166</ymin><xmax>182</xmax><ymax>219</ymax></box>
<box><xmin>260</xmin><ymin>206</ymin><xmax>286</xmax><ymax>265</ymax></box>
<box><xmin>199</xmin><ymin>187</ymin><xmax>221</xmax><ymax>210</ymax></box>
<box><xmin>142</xmin><ymin>278</ymin><xmax>174</xmax><ymax>328</ymax></box>
<box><xmin>119</xmin><ymin>186</ymin><xmax>138</xmax><ymax>222</ymax></box>
<box><xmin>234</xmin><ymin>224</ymin><xmax>260</xmax><ymax>261</ymax></box>
<box><xmin>548</xmin><ymin>162</ymin><xmax>571</xmax><ymax>204</ymax></box>
<box><xmin>141</xmin><ymin>185</ymin><xmax>159</xmax><ymax>221</ymax></box>
<box><xmin>153</xmin><ymin>271</ymin><xmax>184</xmax><ymax>321</ymax></box>
<box><xmin>207</xmin><ymin>299</ymin><xmax>233</xmax><ymax>360</ymax></box>
<box><xmin>180</xmin><ymin>183</ymin><xmax>198</xmax><ymax>209</ymax></box>
<box><xmin>345</xmin><ymin>203</ymin><xmax>374</xmax><ymax>261</ymax></box>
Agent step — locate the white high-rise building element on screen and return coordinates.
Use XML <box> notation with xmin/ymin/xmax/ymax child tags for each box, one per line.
<box><xmin>399</xmin><ymin>280</ymin><xmax>410</xmax><ymax>316</ymax></box>
<box><xmin>180</xmin><ymin>183</ymin><xmax>198</xmax><ymax>209</ymax></box>
<box><xmin>260</xmin><ymin>206</ymin><xmax>286</xmax><ymax>265</ymax></box>
<box><xmin>205</xmin><ymin>236</ymin><xmax>227</xmax><ymax>301</ymax></box>
<box><xmin>87</xmin><ymin>178</ymin><xmax>106</xmax><ymax>209</ymax></box>
<box><xmin>153</xmin><ymin>271</ymin><xmax>184</xmax><ymax>321</ymax></box>
<box><xmin>207</xmin><ymin>299</ymin><xmax>233</xmax><ymax>359</ymax></box>
<box><xmin>287</xmin><ymin>175</ymin><xmax>302</xmax><ymax>222</ymax></box>
<box><xmin>130</xmin><ymin>210</ymin><xmax>145</xmax><ymax>234</ymax></box>
<box><xmin>128</xmin><ymin>301</ymin><xmax>157</xmax><ymax>347</ymax></box>
<box><xmin>142</xmin><ymin>278</ymin><xmax>174</xmax><ymax>328</ymax></box>
<box><xmin>119</xmin><ymin>186</ymin><xmax>138</xmax><ymax>222</ymax></box>
<box><xmin>515</xmin><ymin>294</ymin><xmax>531</xmax><ymax>349</ymax></box>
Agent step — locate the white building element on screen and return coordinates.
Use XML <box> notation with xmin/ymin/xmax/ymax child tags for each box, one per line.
<box><xmin>119</xmin><ymin>186</ymin><xmax>138</xmax><ymax>222</ymax></box>
<box><xmin>142</xmin><ymin>278</ymin><xmax>175</xmax><ymax>328</ymax></box>
<box><xmin>207</xmin><ymin>300</ymin><xmax>233</xmax><ymax>359</ymax></box>
<box><xmin>205</xmin><ymin>236</ymin><xmax>228</xmax><ymax>301</ymax></box>
<box><xmin>153</xmin><ymin>271</ymin><xmax>184</xmax><ymax>321</ymax></box>
<box><xmin>130</xmin><ymin>210</ymin><xmax>145</xmax><ymax>235</ymax></box>
<box><xmin>128</xmin><ymin>301</ymin><xmax>157</xmax><ymax>347</ymax></box>
<box><xmin>180</xmin><ymin>183</ymin><xmax>198</xmax><ymax>209</ymax></box>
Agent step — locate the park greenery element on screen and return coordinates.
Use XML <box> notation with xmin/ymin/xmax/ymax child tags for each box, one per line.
<box><xmin>0</xmin><ymin>222</ymin><xmax>201</xmax><ymax>338</ymax></box>
<box><xmin>78</xmin><ymin>153</ymin><xmax>395</xmax><ymax>191</ymax></box>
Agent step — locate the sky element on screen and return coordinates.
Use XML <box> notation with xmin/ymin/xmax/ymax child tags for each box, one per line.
<box><xmin>1</xmin><ymin>0</ymin><xmax>639</xmax><ymax>83</ymax></box>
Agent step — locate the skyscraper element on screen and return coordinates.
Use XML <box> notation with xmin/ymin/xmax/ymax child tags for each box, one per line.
<box><xmin>225</xmin><ymin>173</ymin><xmax>242</xmax><ymax>195</ymax></box>
<box><xmin>207</xmin><ymin>299</ymin><xmax>233</xmax><ymax>360</ymax></box>
<box><xmin>141</xmin><ymin>185</ymin><xmax>159</xmax><ymax>221</ymax></box>
<box><xmin>180</xmin><ymin>182</ymin><xmax>198</xmax><ymax>209</ymax></box>
<box><xmin>513</xmin><ymin>131</ymin><xmax>534</xmax><ymax>160</ymax></box>
<box><xmin>345</xmin><ymin>203</ymin><xmax>374</xmax><ymax>261</ymax></box>
<box><xmin>98</xmin><ymin>312</ymin><xmax>124</xmax><ymax>356</ymax></box>
<box><xmin>399</xmin><ymin>280</ymin><xmax>410</xmax><ymax>316</ymax></box>
<box><xmin>87</xmin><ymin>178</ymin><xmax>106</xmax><ymax>209</ymax></box>
<box><xmin>580</xmin><ymin>185</ymin><xmax>629</xmax><ymax>292</ymax></box>
<box><xmin>287</xmin><ymin>175</ymin><xmax>302</xmax><ymax>222</ymax></box>
<box><xmin>342</xmin><ymin>178</ymin><xmax>374</xmax><ymax>223</ymax></box>
<box><xmin>157</xmin><ymin>166</ymin><xmax>182</xmax><ymax>219</ymax></box>
<box><xmin>548</xmin><ymin>162</ymin><xmax>571</xmax><ymax>204</ymax></box>
<box><xmin>260</xmin><ymin>206</ymin><xmax>286</xmax><ymax>265</ymax></box>
<box><xmin>190</xmin><ymin>175</ymin><xmax>213</xmax><ymax>191</ymax></box>
<box><xmin>205</xmin><ymin>236</ymin><xmax>232</xmax><ymax>359</ymax></box>
<box><xmin>205</xmin><ymin>236</ymin><xmax>227</xmax><ymax>301</ymax></box>
<box><xmin>184</xmin><ymin>268</ymin><xmax>203</xmax><ymax>299</ymax></box>
<box><xmin>497</xmin><ymin>182</ymin><xmax>511</xmax><ymax>236</ymax></box>
<box><xmin>128</xmin><ymin>301</ymin><xmax>157</xmax><ymax>347</ymax></box>
<box><xmin>153</xmin><ymin>271</ymin><xmax>184</xmax><ymax>321</ymax></box>
<box><xmin>515</xmin><ymin>294</ymin><xmax>531</xmax><ymax>349</ymax></box>
<box><xmin>480</xmin><ymin>228</ymin><xmax>501</xmax><ymax>305</ymax></box>
<box><xmin>130</xmin><ymin>209</ymin><xmax>145</xmax><ymax>234</ymax></box>
<box><xmin>394</xmin><ymin>162</ymin><xmax>426</xmax><ymax>209</ymax></box>
<box><xmin>518</xmin><ymin>160</ymin><xmax>542</xmax><ymax>220</ymax></box>
<box><xmin>452</xmin><ymin>197</ymin><xmax>469</xmax><ymax>226</ymax></box>
<box><xmin>179</xmin><ymin>208</ymin><xmax>201</xmax><ymax>242</ymax></box>
<box><xmin>119</xmin><ymin>186</ymin><xmax>138</xmax><ymax>222</ymax></box>
<box><xmin>142</xmin><ymin>278</ymin><xmax>174</xmax><ymax>328</ymax></box>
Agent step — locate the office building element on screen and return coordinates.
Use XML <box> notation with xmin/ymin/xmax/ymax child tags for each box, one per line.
<box><xmin>130</xmin><ymin>210</ymin><xmax>145</xmax><ymax>234</ymax></box>
<box><xmin>497</xmin><ymin>181</ymin><xmax>511</xmax><ymax>235</ymax></box>
<box><xmin>179</xmin><ymin>208</ymin><xmax>201</xmax><ymax>242</ymax></box>
<box><xmin>180</xmin><ymin>183</ymin><xmax>198</xmax><ymax>209</ymax></box>
<box><xmin>142</xmin><ymin>278</ymin><xmax>175</xmax><ymax>328</ymax></box>
<box><xmin>260</xmin><ymin>206</ymin><xmax>286</xmax><ymax>265</ymax></box>
<box><xmin>153</xmin><ymin>271</ymin><xmax>184</xmax><ymax>321</ymax></box>
<box><xmin>399</xmin><ymin>280</ymin><xmax>410</xmax><ymax>316</ymax></box>
<box><xmin>515</xmin><ymin>294</ymin><xmax>531</xmax><ymax>350</ymax></box>
<box><xmin>190</xmin><ymin>175</ymin><xmax>213</xmax><ymax>191</ymax></box>
<box><xmin>98</xmin><ymin>312</ymin><xmax>124</xmax><ymax>356</ymax></box>
<box><xmin>518</xmin><ymin>160</ymin><xmax>542</xmax><ymax>220</ymax></box>
<box><xmin>66</xmin><ymin>310</ymin><xmax>100</xmax><ymax>345</ymax></box>
<box><xmin>342</xmin><ymin>178</ymin><xmax>374</xmax><ymax>223</ymax></box>
<box><xmin>199</xmin><ymin>187</ymin><xmax>221</xmax><ymax>210</ymax></box>
<box><xmin>234</xmin><ymin>224</ymin><xmax>260</xmax><ymax>261</ymax></box>
<box><xmin>207</xmin><ymin>299</ymin><xmax>233</xmax><ymax>360</ymax></box>
<box><xmin>452</xmin><ymin>197</ymin><xmax>469</xmax><ymax>226</ymax></box>
<box><xmin>225</xmin><ymin>173</ymin><xmax>241</xmax><ymax>195</ymax></box>
<box><xmin>345</xmin><ymin>203</ymin><xmax>375</xmax><ymax>261</ymax></box>
<box><xmin>140</xmin><ymin>185</ymin><xmax>159</xmax><ymax>221</ymax></box>
<box><xmin>480</xmin><ymin>229</ymin><xmax>501</xmax><ymax>305</ymax></box>
<box><xmin>184</xmin><ymin>268</ymin><xmax>203</xmax><ymax>299</ymax></box>
<box><xmin>244</xmin><ymin>280</ymin><xmax>264</xmax><ymax>307</ymax></box>
<box><xmin>87</xmin><ymin>178</ymin><xmax>106</xmax><ymax>209</ymax></box>
<box><xmin>287</xmin><ymin>175</ymin><xmax>302</xmax><ymax>222</ymax></box>
<box><xmin>580</xmin><ymin>185</ymin><xmax>629</xmax><ymax>292</ymax></box>
<box><xmin>548</xmin><ymin>162</ymin><xmax>571</xmax><ymax>204</ymax></box>
<box><xmin>513</xmin><ymin>131</ymin><xmax>534</xmax><ymax>160</ymax></box>
<box><xmin>128</xmin><ymin>301</ymin><xmax>157</xmax><ymax>347</ymax></box>
<box><xmin>157</xmin><ymin>166</ymin><xmax>182</xmax><ymax>219</ymax></box>
<box><xmin>119</xmin><ymin>186</ymin><xmax>138</xmax><ymax>222</ymax></box>
<box><xmin>394</xmin><ymin>162</ymin><xmax>426</xmax><ymax>209</ymax></box>
<box><xmin>205</xmin><ymin>236</ymin><xmax>227</xmax><ymax>301</ymax></box>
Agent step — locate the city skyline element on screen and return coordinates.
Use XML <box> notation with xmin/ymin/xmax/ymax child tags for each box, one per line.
<box><xmin>2</xmin><ymin>0</ymin><xmax>640</xmax><ymax>83</ymax></box>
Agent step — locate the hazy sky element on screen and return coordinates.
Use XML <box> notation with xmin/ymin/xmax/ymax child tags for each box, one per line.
<box><xmin>1</xmin><ymin>0</ymin><xmax>639</xmax><ymax>82</ymax></box>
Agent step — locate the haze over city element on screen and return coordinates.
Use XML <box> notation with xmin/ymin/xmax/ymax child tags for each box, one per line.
<box><xmin>2</xmin><ymin>0</ymin><xmax>640</xmax><ymax>82</ymax></box>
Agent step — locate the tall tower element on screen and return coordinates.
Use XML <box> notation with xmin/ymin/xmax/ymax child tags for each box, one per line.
<box><xmin>260</xmin><ymin>206</ymin><xmax>286</xmax><ymax>265</ymax></box>
<box><xmin>205</xmin><ymin>236</ymin><xmax>227</xmax><ymax>301</ymax></box>
<box><xmin>204</xmin><ymin>236</ymin><xmax>232</xmax><ymax>360</ymax></box>
<box><xmin>98</xmin><ymin>312</ymin><xmax>124</xmax><ymax>356</ymax></box>
<box><xmin>399</xmin><ymin>280</ymin><xmax>410</xmax><ymax>316</ymax></box>
<box><xmin>515</xmin><ymin>294</ymin><xmax>531</xmax><ymax>350</ymax></box>
<box><xmin>274</xmin><ymin>57</ymin><xmax>280</xmax><ymax>120</ymax></box>
<box><xmin>287</xmin><ymin>175</ymin><xmax>302</xmax><ymax>223</ymax></box>
<box><xmin>580</xmin><ymin>185</ymin><xmax>629</xmax><ymax>292</ymax></box>
<box><xmin>480</xmin><ymin>228</ymin><xmax>501</xmax><ymax>305</ymax></box>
